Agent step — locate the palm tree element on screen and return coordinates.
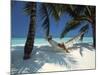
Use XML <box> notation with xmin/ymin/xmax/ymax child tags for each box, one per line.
<box><xmin>23</xmin><ymin>2</ymin><xmax>60</xmax><ymax>60</ymax></box>
<box><xmin>60</xmin><ymin>5</ymin><xmax>96</xmax><ymax>48</ymax></box>
<box><xmin>23</xmin><ymin>2</ymin><xmax>36</xmax><ymax>59</ymax></box>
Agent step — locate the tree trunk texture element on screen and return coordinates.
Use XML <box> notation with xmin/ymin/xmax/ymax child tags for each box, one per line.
<box><xmin>23</xmin><ymin>4</ymin><xmax>36</xmax><ymax>60</ymax></box>
<box><xmin>92</xmin><ymin>24</ymin><xmax>96</xmax><ymax>49</ymax></box>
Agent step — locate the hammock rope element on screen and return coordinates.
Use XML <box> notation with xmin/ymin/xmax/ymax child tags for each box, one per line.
<box><xmin>47</xmin><ymin>31</ymin><xmax>86</xmax><ymax>52</ymax></box>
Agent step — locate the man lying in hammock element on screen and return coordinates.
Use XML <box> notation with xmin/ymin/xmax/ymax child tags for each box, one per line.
<box><xmin>47</xmin><ymin>35</ymin><xmax>69</xmax><ymax>53</ymax></box>
<box><xmin>46</xmin><ymin>31</ymin><xmax>86</xmax><ymax>53</ymax></box>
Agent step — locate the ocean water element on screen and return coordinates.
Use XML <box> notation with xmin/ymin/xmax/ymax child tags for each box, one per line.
<box><xmin>11</xmin><ymin>37</ymin><xmax>93</xmax><ymax>46</ymax></box>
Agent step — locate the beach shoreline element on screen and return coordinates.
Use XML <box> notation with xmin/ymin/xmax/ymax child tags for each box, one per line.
<box><xmin>11</xmin><ymin>43</ymin><xmax>95</xmax><ymax>74</ymax></box>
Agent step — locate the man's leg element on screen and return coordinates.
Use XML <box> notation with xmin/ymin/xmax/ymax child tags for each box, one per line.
<box><xmin>65</xmin><ymin>48</ymin><xmax>70</xmax><ymax>53</ymax></box>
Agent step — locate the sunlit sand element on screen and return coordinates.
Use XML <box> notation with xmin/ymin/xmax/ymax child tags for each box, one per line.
<box><xmin>11</xmin><ymin>43</ymin><xmax>95</xmax><ymax>74</ymax></box>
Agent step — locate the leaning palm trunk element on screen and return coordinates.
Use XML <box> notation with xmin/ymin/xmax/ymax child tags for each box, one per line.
<box><xmin>92</xmin><ymin>24</ymin><xmax>96</xmax><ymax>48</ymax></box>
<box><xmin>23</xmin><ymin>6</ymin><xmax>36</xmax><ymax>60</ymax></box>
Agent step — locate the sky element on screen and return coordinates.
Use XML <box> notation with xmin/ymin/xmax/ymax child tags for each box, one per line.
<box><xmin>11</xmin><ymin>1</ymin><xmax>92</xmax><ymax>38</ymax></box>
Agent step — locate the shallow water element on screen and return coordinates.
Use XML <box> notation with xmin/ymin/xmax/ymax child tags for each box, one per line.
<box><xmin>11</xmin><ymin>37</ymin><xmax>93</xmax><ymax>46</ymax></box>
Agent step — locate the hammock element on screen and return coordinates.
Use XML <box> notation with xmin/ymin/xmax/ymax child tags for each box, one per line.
<box><xmin>47</xmin><ymin>31</ymin><xmax>85</xmax><ymax>52</ymax></box>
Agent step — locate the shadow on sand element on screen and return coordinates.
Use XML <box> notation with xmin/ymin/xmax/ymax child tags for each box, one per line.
<box><xmin>11</xmin><ymin>45</ymin><xmax>77</xmax><ymax>74</ymax></box>
<box><xmin>11</xmin><ymin>43</ymin><xmax>95</xmax><ymax>74</ymax></box>
<box><xmin>68</xmin><ymin>43</ymin><xmax>95</xmax><ymax>56</ymax></box>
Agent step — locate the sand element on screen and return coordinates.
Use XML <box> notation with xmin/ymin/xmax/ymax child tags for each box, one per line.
<box><xmin>11</xmin><ymin>43</ymin><xmax>95</xmax><ymax>74</ymax></box>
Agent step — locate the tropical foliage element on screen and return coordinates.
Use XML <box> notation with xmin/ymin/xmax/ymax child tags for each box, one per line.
<box><xmin>60</xmin><ymin>5</ymin><xmax>96</xmax><ymax>48</ymax></box>
<box><xmin>23</xmin><ymin>2</ymin><xmax>61</xmax><ymax>59</ymax></box>
<box><xmin>23</xmin><ymin>2</ymin><xmax>96</xmax><ymax>60</ymax></box>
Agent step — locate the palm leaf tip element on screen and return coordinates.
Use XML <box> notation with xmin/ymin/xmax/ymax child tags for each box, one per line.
<box><xmin>48</xmin><ymin>4</ymin><xmax>60</xmax><ymax>21</ymax></box>
<box><xmin>40</xmin><ymin>4</ymin><xmax>50</xmax><ymax>37</ymax></box>
<box><xmin>24</xmin><ymin>2</ymin><xmax>36</xmax><ymax>15</ymax></box>
<box><xmin>60</xmin><ymin>19</ymin><xmax>81</xmax><ymax>38</ymax></box>
<box><xmin>80</xmin><ymin>24</ymin><xmax>89</xmax><ymax>33</ymax></box>
<box><xmin>80</xmin><ymin>34</ymin><xmax>84</xmax><ymax>41</ymax></box>
<box><xmin>60</xmin><ymin>30</ymin><xmax>68</xmax><ymax>38</ymax></box>
<box><xmin>80</xmin><ymin>24</ymin><xmax>89</xmax><ymax>41</ymax></box>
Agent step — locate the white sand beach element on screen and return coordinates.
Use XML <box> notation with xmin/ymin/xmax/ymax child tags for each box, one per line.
<box><xmin>11</xmin><ymin>43</ymin><xmax>95</xmax><ymax>74</ymax></box>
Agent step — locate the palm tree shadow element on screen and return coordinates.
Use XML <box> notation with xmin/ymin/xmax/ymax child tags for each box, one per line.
<box><xmin>11</xmin><ymin>45</ymin><xmax>77</xmax><ymax>74</ymax></box>
<box><xmin>11</xmin><ymin>46</ymin><xmax>44</xmax><ymax>75</ymax></box>
<box><xmin>68</xmin><ymin>43</ymin><xmax>95</xmax><ymax>56</ymax></box>
<box><xmin>35</xmin><ymin>46</ymin><xmax>77</xmax><ymax>67</ymax></box>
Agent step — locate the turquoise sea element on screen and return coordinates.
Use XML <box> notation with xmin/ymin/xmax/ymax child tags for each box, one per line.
<box><xmin>11</xmin><ymin>37</ymin><xmax>93</xmax><ymax>46</ymax></box>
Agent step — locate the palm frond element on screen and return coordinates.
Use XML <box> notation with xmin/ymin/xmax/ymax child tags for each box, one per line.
<box><xmin>76</xmin><ymin>15</ymin><xmax>92</xmax><ymax>23</ymax></box>
<box><xmin>61</xmin><ymin>4</ymin><xmax>86</xmax><ymax>18</ymax></box>
<box><xmin>24</xmin><ymin>2</ymin><xmax>36</xmax><ymax>15</ymax></box>
<box><xmin>39</xmin><ymin>3</ymin><xmax>50</xmax><ymax>36</ymax></box>
<box><xmin>45</xmin><ymin>3</ymin><xmax>61</xmax><ymax>21</ymax></box>
<box><xmin>80</xmin><ymin>24</ymin><xmax>89</xmax><ymax>32</ymax></box>
<box><xmin>63</xmin><ymin>5</ymin><xmax>78</xmax><ymax>17</ymax></box>
<box><xmin>86</xmin><ymin>6</ymin><xmax>92</xmax><ymax>16</ymax></box>
<box><xmin>60</xmin><ymin>19</ymin><xmax>81</xmax><ymax>38</ymax></box>
<box><xmin>39</xmin><ymin>3</ymin><xmax>63</xmax><ymax>36</ymax></box>
<box><xmin>75</xmin><ymin>5</ymin><xmax>86</xmax><ymax>15</ymax></box>
<box><xmin>84</xmin><ymin>6</ymin><xmax>95</xmax><ymax>17</ymax></box>
<box><xmin>79</xmin><ymin>24</ymin><xmax>89</xmax><ymax>41</ymax></box>
<box><xmin>90</xmin><ymin>6</ymin><xmax>96</xmax><ymax>15</ymax></box>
